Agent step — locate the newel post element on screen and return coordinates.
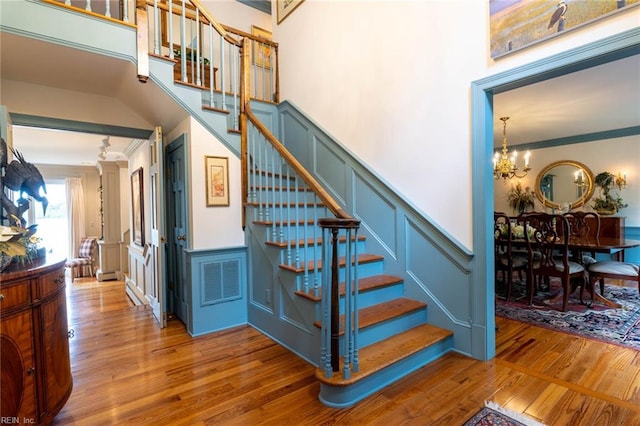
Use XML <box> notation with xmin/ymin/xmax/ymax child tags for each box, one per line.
<box><xmin>318</xmin><ymin>217</ymin><xmax>361</xmax><ymax>378</ymax></box>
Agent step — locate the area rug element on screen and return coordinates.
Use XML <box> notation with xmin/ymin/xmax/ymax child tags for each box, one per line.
<box><xmin>496</xmin><ymin>280</ymin><xmax>640</xmax><ymax>350</ymax></box>
<box><xmin>464</xmin><ymin>401</ymin><xmax>545</xmax><ymax>426</ymax></box>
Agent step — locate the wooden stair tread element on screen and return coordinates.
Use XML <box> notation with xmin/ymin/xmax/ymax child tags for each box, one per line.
<box><xmin>295</xmin><ymin>274</ymin><xmax>403</xmax><ymax>302</ymax></box>
<box><xmin>315</xmin><ymin>324</ymin><xmax>453</xmax><ymax>386</ymax></box>
<box><xmin>251</xmin><ymin>219</ymin><xmax>315</xmax><ymax>226</ymax></box>
<box><xmin>313</xmin><ymin>297</ymin><xmax>426</xmax><ymax>331</ymax></box>
<box><xmin>279</xmin><ymin>253</ymin><xmax>383</xmax><ymax>274</ymax></box>
<box><xmin>250</xmin><ymin>186</ymin><xmax>313</xmax><ymax>192</ymax></box>
<box><xmin>202</xmin><ymin>105</ymin><xmax>230</xmax><ymax>115</ymax></box>
<box><xmin>265</xmin><ymin>234</ymin><xmax>365</xmax><ymax>249</ymax></box>
<box><xmin>245</xmin><ymin>201</ymin><xmax>325</xmax><ymax>208</ymax></box>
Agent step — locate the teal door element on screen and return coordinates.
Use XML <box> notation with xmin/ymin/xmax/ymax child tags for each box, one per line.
<box><xmin>166</xmin><ymin>135</ymin><xmax>189</xmax><ymax>325</ymax></box>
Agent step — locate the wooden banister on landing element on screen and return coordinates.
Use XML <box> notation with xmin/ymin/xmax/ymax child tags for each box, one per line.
<box><xmin>244</xmin><ymin>111</ymin><xmax>352</xmax><ymax>221</ymax></box>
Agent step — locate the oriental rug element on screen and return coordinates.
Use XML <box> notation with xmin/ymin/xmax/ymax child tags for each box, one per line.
<box><xmin>464</xmin><ymin>401</ymin><xmax>546</xmax><ymax>426</ymax></box>
<box><xmin>495</xmin><ymin>280</ymin><xmax>640</xmax><ymax>351</ymax></box>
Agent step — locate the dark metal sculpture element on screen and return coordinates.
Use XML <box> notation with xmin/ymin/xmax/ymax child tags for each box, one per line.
<box><xmin>1</xmin><ymin>137</ymin><xmax>48</xmax><ymax>226</ymax></box>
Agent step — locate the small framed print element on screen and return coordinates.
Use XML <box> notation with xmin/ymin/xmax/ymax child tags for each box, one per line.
<box><xmin>205</xmin><ymin>156</ymin><xmax>229</xmax><ymax>207</ymax></box>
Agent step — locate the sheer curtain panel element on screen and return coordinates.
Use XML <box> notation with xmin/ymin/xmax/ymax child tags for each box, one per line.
<box><xmin>65</xmin><ymin>177</ymin><xmax>86</xmax><ymax>261</ymax></box>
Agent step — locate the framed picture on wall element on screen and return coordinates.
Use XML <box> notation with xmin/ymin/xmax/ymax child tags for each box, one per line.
<box><xmin>251</xmin><ymin>25</ymin><xmax>272</xmax><ymax>69</ymax></box>
<box><xmin>131</xmin><ymin>167</ymin><xmax>145</xmax><ymax>246</ymax></box>
<box><xmin>490</xmin><ymin>0</ymin><xmax>640</xmax><ymax>58</ymax></box>
<box><xmin>205</xmin><ymin>156</ymin><xmax>230</xmax><ymax>207</ymax></box>
<box><xmin>277</xmin><ymin>0</ymin><xmax>305</xmax><ymax>24</ymax></box>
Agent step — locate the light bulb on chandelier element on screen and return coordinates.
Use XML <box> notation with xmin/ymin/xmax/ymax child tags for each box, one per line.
<box><xmin>493</xmin><ymin>116</ymin><xmax>531</xmax><ymax>181</ymax></box>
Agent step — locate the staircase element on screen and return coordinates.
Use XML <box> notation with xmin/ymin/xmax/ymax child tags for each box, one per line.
<box><xmin>5</xmin><ymin>0</ymin><xmax>458</xmax><ymax>408</ymax></box>
<box><xmin>245</xmin><ymin>168</ymin><xmax>453</xmax><ymax>407</ymax></box>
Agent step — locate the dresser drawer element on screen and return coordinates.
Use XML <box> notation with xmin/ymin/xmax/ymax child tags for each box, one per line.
<box><xmin>36</xmin><ymin>270</ymin><xmax>66</xmax><ymax>300</ymax></box>
<box><xmin>0</xmin><ymin>282</ymin><xmax>31</xmax><ymax>313</ymax></box>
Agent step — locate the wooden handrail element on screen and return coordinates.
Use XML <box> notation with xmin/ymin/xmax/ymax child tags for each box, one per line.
<box><xmin>141</xmin><ymin>0</ymin><xmax>241</xmax><ymax>46</ymax></box>
<box><xmin>222</xmin><ymin>24</ymin><xmax>278</xmax><ymax>49</ymax></box>
<box><xmin>245</xmin><ymin>110</ymin><xmax>352</xmax><ymax>220</ymax></box>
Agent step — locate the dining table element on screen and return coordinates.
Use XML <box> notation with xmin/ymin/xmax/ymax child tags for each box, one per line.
<box><xmin>496</xmin><ymin>234</ymin><xmax>640</xmax><ymax>309</ymax></box>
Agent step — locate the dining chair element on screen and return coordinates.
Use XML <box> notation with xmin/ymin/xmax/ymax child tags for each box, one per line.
<box><xmin>588</xmin><ymin>261</ymin><xmax>640</xmax><ymax>298</ymax></box>
<box><xmin>494</xmin><ymin>212</ymin><xmax>528</xmax><ymax>301</ymax></box>
<box><xmin>563</xmin><ymin>211</ymin><xmax>600</xmax><ymax>266</ymax></box>
<box><xmin>521</xmin><ymin>212</ymin><xmax>587</xmax><ymax>311</ymax></box>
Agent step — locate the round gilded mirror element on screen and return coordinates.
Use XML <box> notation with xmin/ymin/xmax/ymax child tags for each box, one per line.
<box><xmin>534</xmin><ymin>160</ymin><xmax>595</xmax><ymax>210</ymax></box>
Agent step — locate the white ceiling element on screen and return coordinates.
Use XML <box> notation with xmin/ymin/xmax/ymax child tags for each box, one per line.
<box><xmin>1</xmin><ymin>32</ymin><xmax>638</xmax><ymax>166</ymax></box>
<box><xmin>0</xmin><ymin>32</ymin><xmax>188</xmax><ymax>167</ymax></box>
<box><xmin>493</xmin><ymin>54</ymin><xmax>640</xmax><ymax>148</ymax></box>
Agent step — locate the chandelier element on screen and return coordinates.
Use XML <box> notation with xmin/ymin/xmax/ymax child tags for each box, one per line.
<box><xmin>493</xmin><ymin>116</ymin><xmax>531</xmax><ymax>180</ymax></box>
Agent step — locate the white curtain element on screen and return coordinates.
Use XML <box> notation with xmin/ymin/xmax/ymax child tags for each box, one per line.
<box><xmin>65</xmin><ymin>177</ymin><xmax>86</xmax><ymax>260</ymax></box>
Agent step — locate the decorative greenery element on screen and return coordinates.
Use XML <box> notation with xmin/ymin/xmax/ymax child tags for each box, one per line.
<box><xmin>495</xmin><ymin>223</ymin><xmax>536</xmax><ymax>240</ymax></box>
<box><xmin>173</xmin><ymin>47</ymin><xmax>210</xmax><ymax>66</ymax></box>
<box><xmin>507</xmin><ymin>182</ymin><xmax>535</xmax><ymax>214</ymax></box>
<box><xmin>0</xmin><ymin>220</ymin><xmax>41</xmax><ymax>268</ymax></box>
<box><xmin>592</xmin><ymin>171</ymin><xmax>627</xmax><ymax>214</ymax></box>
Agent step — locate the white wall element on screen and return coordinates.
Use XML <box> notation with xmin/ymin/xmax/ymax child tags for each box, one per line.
<box><xmin>202</xmin><ymin>0</ymin><xmax>271</xmax><ymax>32</ymax></box>
<box><xmin>127</xmin><ymin>140</ymin><xmax>150</xmax><ymax>247</ymax></box>
<box><xmin>273</xmin><ymin>0</ymin><xmax>640</xmax><ymax>249</ymax></box>
<box><xmin>118</xmin><ymin>161</ymin><xmax>129</xmax><ymax>239</ymax></box>
<box><xmin>494</xmin><ymin>135</ymin><xmax>640</xmax><ymax>226</ymax></box>
<box><xmin>165</xmin><ymin>117</ymin><xmax>244</xmax><ymax>249</ymax></box>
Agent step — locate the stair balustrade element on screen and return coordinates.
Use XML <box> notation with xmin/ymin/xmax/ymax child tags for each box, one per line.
<box><xmin>46</xmin><ymin>0</ymin><xmax>369</xmax><ymax>384</ymax></box>
<box><xmin>46</xmin><ymin>0</ymin><xmax>278</xmax><ymax>131</ymax></box>
<box><xmin>244</xmin><ymin>110</ymin><xmax>362</xmax><ymax>380</ymax></box>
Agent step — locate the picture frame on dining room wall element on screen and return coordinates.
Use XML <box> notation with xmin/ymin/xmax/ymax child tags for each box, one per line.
<box><xmin>489</xmin><ymin>0</ymin><xmax>639</xmax><ymax>59</ymax></box>
<box><xmin>277</xmin><ymin>0</ymin><xmax>305</xmax><ymax>24</ymax></box>
<box><xmin>131</xmin><ymin>167</ymin><xmax>145</xmax><ymax>246</ymax></box>
<box><xmin>205</xmin><ymin>156</ymin><xmax>230</xmax><ymax>207</ymax></box>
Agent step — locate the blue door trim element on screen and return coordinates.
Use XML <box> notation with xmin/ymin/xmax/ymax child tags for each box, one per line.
<box><xmin>472</xmin><ymin>28</ymin><xmax>640</xmax><ymax>360</ymax></box>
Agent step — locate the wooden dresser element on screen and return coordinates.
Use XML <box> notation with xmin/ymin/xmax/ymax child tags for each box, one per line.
<box><xmin>597</xmin><ymin>216</ymin><xmax>625</xmax><ymax>239</ymax></box>
<box><xmin>0</xmin><ymin>257</ymin><xmax>73</xmax><ymax>425</ymax></box>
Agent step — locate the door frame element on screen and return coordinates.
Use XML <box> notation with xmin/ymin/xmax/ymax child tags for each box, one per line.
<box><xmin>471</xmin><ymin>29</ymin><xmax>639</xmax><ymax>360</ymax></box>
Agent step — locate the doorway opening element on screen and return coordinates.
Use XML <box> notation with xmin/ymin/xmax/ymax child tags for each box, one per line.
<box><xmin>34</xmin><ymin>180</ymin><xmax>69</xmax><ymax>258</ymax></box>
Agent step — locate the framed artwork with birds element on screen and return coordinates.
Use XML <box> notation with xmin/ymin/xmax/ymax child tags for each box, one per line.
<box><xmin>489</xmin><ymin>0</ymin><xmax>639</xmax><ymax>59</ymax></box>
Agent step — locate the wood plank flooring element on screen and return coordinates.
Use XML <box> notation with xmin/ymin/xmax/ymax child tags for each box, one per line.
<box><xmin>53</xmin><ymin>276</ymin><xmax>640</xmax><ymax>425</ymax></box>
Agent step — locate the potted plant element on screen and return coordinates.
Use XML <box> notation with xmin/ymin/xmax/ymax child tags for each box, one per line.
<box><xmin>592</xmin><ymin>171</ymin><xmax>627</xmax><ymax>215</ymax></box>
<box><xmin>172</xmin><ymin>47</ymin><xmax>214</xmax><ymax>88</ymax></box>
<box><xmin>173</xmin><ymin>47</ymin><xmax>210</xmax><ymax>65</ymax></box>
<box><xmin>506</xmin><ymin>182</ymin><xmax>535</xmax><ymax>214</ymax></box>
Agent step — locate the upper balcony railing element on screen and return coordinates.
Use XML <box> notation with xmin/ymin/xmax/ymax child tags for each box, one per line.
<box><xmin>44</xmin><ymin>0</ymin><xmax>279</xmax><ymax>111</ymax></box>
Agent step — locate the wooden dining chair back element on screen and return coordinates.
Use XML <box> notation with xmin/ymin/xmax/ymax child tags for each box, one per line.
<box><xmin>494</xmin><ymin>212</ymin><xmax>528</xmax><ymax>301</ymax></box>
<box><xmin>521</xmin><ymin>213</ymin><xmax>586</xmax><ymax>311</ymax></box>
<box><xmin>563</xmin><ymin>211</ymin><xmax>600</xmax><ymax>265</ymax></box>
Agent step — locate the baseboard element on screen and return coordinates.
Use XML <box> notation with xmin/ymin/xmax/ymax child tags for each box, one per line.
<box><xmin>125</xmin><ymin>277</ymin><xmax>145</xmax><ymax>306</ymax></box>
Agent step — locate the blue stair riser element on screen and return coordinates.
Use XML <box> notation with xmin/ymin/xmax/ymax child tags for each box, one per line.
<box><xmin>334</xmin><ymin>283</ymin><xmax>404</xmax><ymax>312</ymax></box>
<box><xmin>249</xmin><ymin>188</ymin><xmax>320</xmax><ymax>204</ymax></box>
<box><xmin>351</xmin><ymin>309</ymin><xmax>427</xmax><ymax>350</ymax></box>
<box><xmin>271</xmin><ymin>240</ymin><xmax>368</xmax><ymax>264</ymax></box>
<box><xmin>286</xmin><ymin>259</ymin><xmax>385</xmax><ymax>283</ymax></box>
<box><xmin>249</xmin><ymin>205</ymin><xmax>329</xmax><ymax>224</ymax></box>
<box><xmin>318</xmin><ymin>336</ymin><xmax>453</xmax><ymax>408</ymax></box>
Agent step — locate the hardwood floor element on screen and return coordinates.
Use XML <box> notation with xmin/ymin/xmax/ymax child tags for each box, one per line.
<box><xmin>53</xmin><ymin>276</ymin><xmax>640</xmax><ymax>425</ymax></box>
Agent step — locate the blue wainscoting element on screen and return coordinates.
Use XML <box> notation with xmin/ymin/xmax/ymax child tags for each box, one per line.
<box><xmin>625</xmin><ymin>226</ymin><xmax>640</xmax><ymax>264</ymax></box>
<box><xmin>277</xmin><ymin>101</ymin><xmax>484</xmax><ymax>359</ymax></box>
<box><xmin>184</xmin><ymin>247</ymin><xmax>248</xmax><ymax>336</ymax></box>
